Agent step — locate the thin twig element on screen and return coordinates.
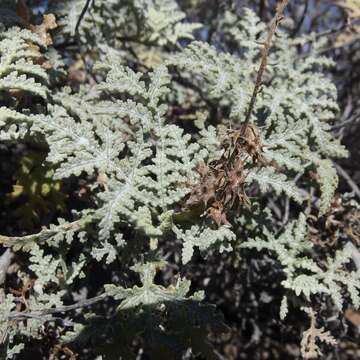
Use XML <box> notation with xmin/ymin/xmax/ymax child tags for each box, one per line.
<box><xmin>331</xmin><ymin>115</ymin><xmax>359</xmax><ymax>131</ymax></box>
<box><xmin>297</xmin><ymin>18</ymin><xmax>360</xmax><ymax>58</ymax></box>
<box><xmin>75</xmin><ymin>0</ymin><xmax>94</xmax><ymax>36</ymax></box>
<box><xmin>8</xmin><ymin>293</ymin><xmax>108</xmax><ymax>321</ymax></box>
<box><xmin>314</xmin><ymin>18</ymin><xmax>353</xmax><ymax>40</ymax></box>
<box><xmin>242</xmin><ymin>0</ymin><xmax>289</xmax><ymax>133</ymax></box>
<box><xmin>331</xmin><ymin>97</ymin><xmax>356</xmax><ymax>131</ymax></box>
<box><xmin>333</xmin><ymin>162</ymin><xmax>360</xmax><ymax>200</ymax></box>
<box><xmin>291</xmin><ymin>0</ymin><xmax>309</xmax><ymax>36</ymax></box>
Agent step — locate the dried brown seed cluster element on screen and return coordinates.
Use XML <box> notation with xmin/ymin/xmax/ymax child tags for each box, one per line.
<box><xmin>187</xmin><ymin>124</ymin><xmax>264</xmax><ymax>226</ymax></box>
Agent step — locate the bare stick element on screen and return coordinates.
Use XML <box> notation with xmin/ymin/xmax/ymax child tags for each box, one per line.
<box><xmin>242</xmin><ymin>0</ymin><xmax>289</xmax><ymax>132</ymax></box>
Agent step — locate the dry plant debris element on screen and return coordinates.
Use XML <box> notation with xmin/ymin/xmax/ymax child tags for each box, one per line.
<box><xmin>16</xmin><ymin>0</ymin><xmax>57</xmax><ymax>46</ymax></box>
<box><xmin>30</xmin><ymin>14</ymin><xmax>57</xmax><ymax>47</ymax></box>
<box><xmin>187</xmin><ymin>124</ymin><xmax>264</xmax><ymax>225</ymax></box>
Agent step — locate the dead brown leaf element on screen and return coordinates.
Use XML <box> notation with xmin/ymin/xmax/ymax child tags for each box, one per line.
<box><xmin>30</xmin><ymin>14</ymin><xmax>58</xmax><ymax>46</ymax></box>
<box><xmin>16</xmin><ymin>1</ymin><xmax>58</xmax><ymax>47</ymax></box>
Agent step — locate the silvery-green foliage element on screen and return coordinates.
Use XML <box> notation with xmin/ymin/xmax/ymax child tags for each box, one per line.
<box><xmin>242</xmin><ymin>214</ymin><xmax>360</xmax><ymax>315</ymax></box>
<box><xmin>0</xmin><ymin>288</ymin><xmax>65</xmax><ymax>356</ymax></box>
<box><xmin>0</xmin><ymin>27</ymin><xmax>48</xmax><ymax>140</ymax></box>
<box><xmin>0</xmin><ymin>214</ymin><xmax>92</xmax><ymax>251</ymax></box>
<box><xmin>0</xmin><ymin>294</ymin><xmax>21</xmax><ymax>358</ymax></box>
<box><xmin>170</xmin><ymin>8</ymin><xmax>347</xmax><ymax>216</ymax></box>
<box><xmin>21</xmin><ymin>58</ymin><xmax>209</xmax><ymax>245</ymax></box>
<box><xmin>0</xmin><ymin>4</ymin><xmax>353</xmax><ymax>358</ymax></box>
<box><xmin>132</xmin><ymin>0</ymin><xmax>202</xmax><ymax>45</ymax></box>
<box><xmin>29</xmin><ymin>244</ymin><xmax>86</xmax><ymax>292</ymax></box>
<box><xmin>51</xmin><ymin>0</ymin><xmax>201</xmax><ymax>46</ymax></box>
<box><xmin>16</xmin><ymin>291</ymin><xmax>65</xmax><ymax>338</ymax></box>
<box><xmin>173</xmin><ymin>225</ymin><xmax>236</xmax><ymax>264</ymax></box>
<box><xmin>91</xmin><ymin>233</ymin><xmax>125</xmax><ymax>264</ymax></box>
<box><xmin>29</xmin><ymin>245</ymin><xmax>63</xmax><ymax>294</ymax></box>
<box><xmin>105</xmin><ymin>261</ymin><xmax>204</xmax><ymax>309</ymax></box>
<box><xmin>0</xmin><ymin>7</ymin><xmax>348</xmax><ymax>275</ymax></box>
<box><xmin>77</xmin><ymin>60</ymin><xmax>208</xmax><ymax>241</ymax></box>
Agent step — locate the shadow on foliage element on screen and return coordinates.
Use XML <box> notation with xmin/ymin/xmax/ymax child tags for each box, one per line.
<box><xmin>70</xmin><ymin>299</ymin><xmax>228</xmax><ymax>360</ymax></box>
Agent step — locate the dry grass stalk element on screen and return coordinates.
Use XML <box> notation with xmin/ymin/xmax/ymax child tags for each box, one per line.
<box><xmin>242</xmin><ymin>0</ymin><xmax>289</xmax><ymax>132</ymax></box>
